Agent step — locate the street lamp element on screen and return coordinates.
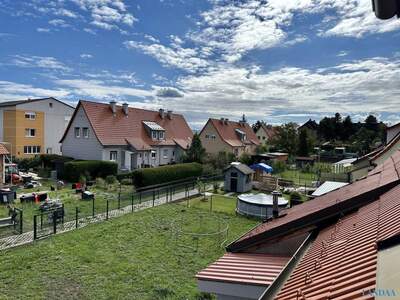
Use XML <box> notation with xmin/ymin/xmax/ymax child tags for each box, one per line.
<box><xmin>372</xmin><ymin>0</ymin><xmax>399</xmax><ymax>19</ymax></box>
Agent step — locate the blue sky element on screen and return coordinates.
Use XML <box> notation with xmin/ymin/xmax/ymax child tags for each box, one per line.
<box><xmin>0</xmin><ymin>0</ymin><xmax>399</xmax><ymax>129</ymax></box>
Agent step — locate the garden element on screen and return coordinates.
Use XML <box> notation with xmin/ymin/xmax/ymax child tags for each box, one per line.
<box><xmin>0</xmin><ymin>197</ymin><xmax>257</xmax><ymax>299</ymax></box>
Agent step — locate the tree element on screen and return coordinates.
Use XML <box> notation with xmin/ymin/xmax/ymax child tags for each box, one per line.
<box><xmin>341</xmin><ymin>115</ymin><xmax>354</xmax><ymax>140</ymax></box>
<box><xmin>252</xmin><ymin>120</ymin><xmax>263</xmax><ymax>133</ymax></box>
<box><xmin>297</xmin><ymin>129</ymin><xmax>310</xmax><ymax>156</ymax></box>
<box><xmin>239</xmin><ymin>152</ymin><xmax>252</xmax><ymax>165</ymax></box>
<box><xmin>185</xmin><ymin>133</ymin><xmax>206</xmax><ymax>163</ymax></box>
<box><xmin>270</xmin><ymin>122</ymin><xmax>298</xmax><ymax>156</ymax></box>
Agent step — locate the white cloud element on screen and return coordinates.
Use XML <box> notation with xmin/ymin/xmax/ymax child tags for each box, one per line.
<box><xmin>37</xmin><ymin>28</ymin><xmax>51</xmax><ymax>33</ymax></box>
<box><xmin>55</xmin><ymin>79</ymin><xmax>153</xmax><ymax>99</ymax></box>
<box><xmin>155</xmin><ymin>56</ymin><xmax>400</xmax><ymax>126</ymax></box>
<box><xmin>54</xmin><ymin>8</ymin><xmax>78</xmax><ymax>18</ymax></box>
<box><xmin>10</xmin><ymin>55</ymin><xmax>72</xmax><ymax>72</ymax></box>
<box><xmin>80</xmin><ymin>53</ymin><xmax>93</xmax><ymax>59</ymax></box>
<box><xmin>0</xmin><ymin>81</ymin><xmax>70</xmax><ymax>101</ymax></box>
<box><xmin>49</xmin><ymin>19</ymin><xmax>70</xmax><ymax>27</ymax></box>
<box><xmin>124</xmin><ymin>41</ymin><xmax>209</xmax><ymax>73</ymax></box>
<box><xmin>337</xmin><ymin>51</ymin><xmax>349</xmax><ymax>57</ymax></box>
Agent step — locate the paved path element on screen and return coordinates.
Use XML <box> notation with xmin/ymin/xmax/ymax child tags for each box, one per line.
<box><xmin>0</xmin><ymin>187</ymin><xmax>200</xmax><ymax>251</ymax></box>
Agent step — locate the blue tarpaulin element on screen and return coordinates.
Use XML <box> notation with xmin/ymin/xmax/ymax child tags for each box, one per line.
<box><xmin>250</xmin><ymin>163</ymin><xmax>273</xmax><ymax>173</ymax></box>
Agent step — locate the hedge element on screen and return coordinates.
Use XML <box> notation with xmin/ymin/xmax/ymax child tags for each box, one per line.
<box><xmin>63</xmin><ymin>160</ymin><xmax>118</xmax><ymax>182</ymax></box>
<box><xmin>118</xmin><ymin>163</ymin><xmax>203</xmax><ymax>188</ymax></box>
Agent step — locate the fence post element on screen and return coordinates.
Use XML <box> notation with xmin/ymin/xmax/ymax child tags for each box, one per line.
<box><xmin>166</xmin><ymin>188</ymin><xmax>168</xmax><ymax>203</ymax></box>
<box><xmin>92</xmin><ymin>197</ymin><xmax>95</xmax><ymax>218</ymax></box>
<box><xmin>19</xmin><ymin>209</ymin><xmax>23</xmax><ymax>234</ymax></box>
<box><xmin>152</xmin><ymin>190</ymin><xmax>155</xmax><ymax>207</ymax></box>
<box><xmin>106</xmin><ymin>200</ymin><xmax>109</xmax><ymax>220</ymax></box>
<box><xmin>75</xmin><ymin>207</ymin><xmax>79</xmax><ymax>228</ymax></box>
<box><xmin>33</xmin><ymin>215</ymin><xmax>37</xmax><ymax>240</ymax></box>
<box><xmin>53</xmin><ymin>211</ymin><xmax>57</xmax><ymax>235</ymax></box>
<box><xmin>131</xmin><ymin>193</ymin><xmax>134</xmax><ymax>212</ymax></box>
<box><xmin>139</xmin><ymin>192</ymin><xmax>142</xmax><ymax>204</ymax></box>
<box><xmin>118</xmin><ymin>192</ymin><xmax>121</xmax><ymax>209</ymax></box>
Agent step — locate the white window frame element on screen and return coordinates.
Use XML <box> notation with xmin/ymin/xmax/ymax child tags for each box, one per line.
<box><xmin>24</xmin><ymin>145</ymin><xmax>40</xmax><ymax>154</ymax></box>
<box><xmin>151</xmin><ymin>151</ymin><xmax>156</xmax><ymax>159</ymax></box>
<box><xmin>110</xmin><ymin>151</ymin><xmax>118</xmax><ymax>161</ymax></box>
<box><xmin>25</xmin><ymin>128</ymin><xmax>36</xmax><ymax>137</ymax></box>
<box><xmin>74</xmin><ymin>127</ymin><xmax>81</xmax><ymax>138</ymax></box>
<box><xmin>159</xmin><ymin>131</ymin><xmax>165</xmax><ymax>140</ymax></box>
<box><xmin>25</xmin><ymin>112</ymin><xmax>36</xmax><ymax>120</ymax></box>
<box><xmin>152</xmin><ymin>131</ymin><xmax>158</xmax><ymax>140</ymax></box>
<box><xmin>82</xmin><ymin>127</ymin><xmax>89</xmax><ymax>139</ymax></box>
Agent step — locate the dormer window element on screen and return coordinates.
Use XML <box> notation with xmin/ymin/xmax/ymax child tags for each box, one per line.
<box><xmin>235</xmin><ymin>128</ymin><xmax>246</xmax><ymax>141</ymax></box>
<box><xmin>143</xmin><ymin>121</ymin><xmax>166</xmax><ymax>141</ymax></box>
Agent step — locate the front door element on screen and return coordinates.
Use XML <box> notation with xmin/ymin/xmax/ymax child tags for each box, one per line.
<box><xmin>231</xmin><ymin>178</ymin><xmax>238</xmax><ymax>192</ymax></box>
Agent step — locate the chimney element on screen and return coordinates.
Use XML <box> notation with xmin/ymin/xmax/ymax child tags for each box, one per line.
<box><xmin>122</xmin><ymin>103</ymin><xmax>129</xmax><ymax>116</ymax></box>
<box><xmin>159</xmin><ymin>108</ymin><xmax>165</xmax><ymax>119</ymax></box>
<box><xmin>272</xmin><ymin>190</ymin><xmax>280</xmax><ymax>218</ymax></box>
<box><xmin>167</xmin><ymin>110</ymin><xmax>173</xmax><ymax>120</ymax></box>
<box><xmin>109</xmin><ymin>100</ymin><xmax>117</xmax><ymax>115</ymax></box>
<box><xmin>220</xmin><ymin>118</ymin><xmax>224</xmax><ymax>124</ymax></box>
<box><xmin>224</xmin><ymin>118</ymin><xmax>229</xmax><ymax>125</ymax></box>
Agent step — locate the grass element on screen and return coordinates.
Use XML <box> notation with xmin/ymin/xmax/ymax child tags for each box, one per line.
<box><xmin>0</xmin><ymin>201</ymin><xmax>258</xmax><ymax>299</ymax></box>
<box><xmin>0</xmin><ymin>180</ymin><xmax>191</xmax><ymax>238</ymax></box>
<box><xmin>183</xmin><ymin>194</ymin><xmax>237</xmax><ymax>215</ymax></box>
<box><xmin>277</xmin><ymin>169</ymin><xmax>316</xmax><ymax>186</ymax></box>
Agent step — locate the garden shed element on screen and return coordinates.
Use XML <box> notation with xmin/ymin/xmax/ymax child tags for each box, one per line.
<box><xmin>223</xmin><ymin>163</ymin><xmax>254</xmax><ymax>193</ymax></box>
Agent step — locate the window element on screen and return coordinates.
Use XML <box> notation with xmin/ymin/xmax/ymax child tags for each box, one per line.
<box><xmin>258</xmin><ymin>136</ymin><xmax>260</xmax><ymax>139</ymax></box>
<box><xmin>110</xmin><ymin>151</ymin><xmax>118</xmax><ymax>161</ymax></box>
<box><xmin>82</xmin><ymin>127</ymin><xmax>89</xmax><ymax>138</ymax></box>
<box><xmin>25</xmin><ymin>128</ymin><xmax>36</xmax><ymax>137</ymax></box>
<box><xmin>262</xmin><ymin>136</ymin><xmax>266</xmax><ymax>140</ymax></box>
<box><xmin>151</xmin><ymin>151</ymin><xmax>156</xmax><ymax>159</ymax></box>
<box><xmin>152</xmin><ymin>131</ymin><xmax>157</xmax><ymax>139</ymax></box>
<box><xmin>205</xmin><ymin>134</ymin><xmax>210</xmax><ymax>139</ymax></box>
<box><xmin>163</xmin><ymin>149</ymin><xmax>168</xmax><ymax>158</ymax></box>
<box><xmin>49</xmin><ymin>103</ymin><xmax>53</xmax><ymax>108</ymax></box>
<box><xmin>159</xmin><ymin>131</ymin><xmax>165</xmax><ymax>140</ymax></box>
<box><xmin>74</xmin><ymin>127</ymin><xmax>80</xmax><ymax>138</ymax></box>
<box><xmin>211</xmin><ymin>134</ymin><xmax>216</xmax><ymax>140</ymax></box>
<box><xmin>25</xmin><ymin>112</ymin><xmax>36</xmax><ymax>120</ymax></box>
<box><xmin>46</xmin><ymin>148</ymin><xmax>52</xmax><ymax>154</ymax></box>
<box><xmin>24</xmin><ymin>146</ymin><xmax>40</xmax><ymax>154</ymax></box>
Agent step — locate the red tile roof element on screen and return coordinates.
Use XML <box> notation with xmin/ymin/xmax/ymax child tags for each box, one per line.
<box><xmin>203</xmin><ymin>118</ymin><xmax>260</xmax><ymax>147</ymax></box>
<box><xmin>260</xmin><ymin>124</ymin><xmax>278</xmax><ymax>140</ymax></box>
<box><xmin>275</xmin><ymin>182</ymin><xmax>400</xmax><ymax>300</ymax></box>
<box><xmin>60</xmin><ymin>100</ymin><xmax>193</xmax><ymax>149</ymax></box>
<box><xmin>370</xmin><ymin>130</ymin><xmax>400</xmax><ymax>163</ymax></box>
<box><xmin>0</xmin><ymin>144</ymin><xmax>9</xmax><ymax>155</ymax></box>
<box><xmin>196</xmin><ymin>253</ymin><xmax>290</xmax><ymax>286</ymax></box>
<box><xmin>228</xmin><ymin>150</ymin><xmax>400</xmax><ymax>252</ymax></box>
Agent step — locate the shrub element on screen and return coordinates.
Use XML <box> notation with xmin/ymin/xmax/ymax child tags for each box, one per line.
<box><xmin>271</xmin><ymin>160</ymin><xmax>287</xmax><ymax>174</ymax></box>
<box><xmin>289</xmin><ymin>191</ymin><xmax>302</xmax><ymax>202</ymax></box>
<box><xmin>105</xmin><ymin>175</ymin><xmax>117</xmax><ymax>185</ymax></box>
<box><xmin>118</xmin><ymin>162</ymin><xmax>203</xmax><ymax>188</ymax></box>
<box><xmin>120</xmin><ymin>178</ymin><xmax>132</xmax><ymax>185</ymax></box>
<box><xmin>63</xmin><ymin>160</ymin><xmax>118</xmax><ymax>182</ymax></box>
<box><xmin>95</xmin><ymin>177</ymin><xmax>105</xmax><ymax>188</ymax></box>
<box><xmin>39</xmin><ymin>154</ymin><xmax>73</xmax><ymax>169</ymax></box>
<box><xmin>37</xmin><ymin>167</ymin><xmax>51</xmax><ymax>178</ymax></box>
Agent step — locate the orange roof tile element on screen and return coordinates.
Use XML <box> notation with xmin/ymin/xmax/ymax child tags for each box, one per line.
<box><xmin>0</xmin><ymin>144</ymin><xmax>9</xmax><ymax>155</ymax></box>
<box><xmin>275</xmin><ymin>182</ymin><xmax>400</xmax><ymax>300</ymax></box>
<box><xmin>228</xmin><ymin>150</ymin><xmax>400</xmax><ymax>252</ymax></box>
<box><xmin>204</xmin><ymin>118</ymin><xmax>260</xmax><ymax>148</ymax></box>
<box><xmin>196</xmin><ymin>253</ymin><xmax>290</xmax><ymax>286</ymax></box>
<box><xmin>61</xmin><ymin>100</ymin><xmax>193</xmax><ymax>149</ymax></box>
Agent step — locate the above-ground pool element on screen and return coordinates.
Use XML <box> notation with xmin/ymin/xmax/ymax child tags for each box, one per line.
<box><xmin>237</xmin><ymin>193</ymin><xmax>288</xmax><ymax>219</ymax></box>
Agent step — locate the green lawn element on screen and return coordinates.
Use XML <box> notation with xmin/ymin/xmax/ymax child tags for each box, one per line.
<box><xmin>0</xmin><ymin>202</ymin><xmax>257</xmax><ymax>299</ymax></box>
<box><xmin>184</xmin><ymin>194</ymin><xmax>237</xmax><ymax>215</ymax></box>
<box><xmin>0</xmin><ymin>180</ymin><xmax>175</xmax><ymax>237</ymax></box>
<box><xmin>277</xmin><ymin>169</ymin><xmax>316</xmax><ymax>186</ymax></box>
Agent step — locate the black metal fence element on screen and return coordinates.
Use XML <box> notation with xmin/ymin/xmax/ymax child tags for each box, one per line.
<box><xmin>0</xmin><ymin>207</ymin><xmax>23</xmax><ymax>239</ymax></box>
<box><xmin>31</xmin><ymin>174</ymin><xmax>223</xmax><ymax>241</ymax></box>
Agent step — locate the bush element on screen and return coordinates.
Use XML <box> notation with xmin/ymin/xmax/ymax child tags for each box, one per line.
<box><xmin>37</xmin><ymin>167</ymin><xmax>51</xmax><ymax>178</ymax></box>
<box><xmin>271</xmin><ymin>160</ymin><xmax>287</xmax><ymax>174</ymax></box>
<box><xmin>105</xmin><ymin>175</ymin><xmax>117</xmax><ymax>185</ymax></box>
<box><xmin>118</xmin><ymin>162</ymin><xmax>203</xmax><ymax>188</ymax></box>
<box><xmin>120</xmin><ymin>178</ymin><xmax>132</xmax><ymax>185</ymax></box>
<box><xmin>289</xmin><ymin>191</ymin><xmax>302</xmax><ymax>202</ymax></box>
<box><xmin>63</xmin><ymin>160</ymin><xmax>118</xmax><ymax>182</ymax></box>
<box><xmin>14</xmin><ymin>156</ymin><xmax>41</xmax><ymax>171</ymax></box>
<box><xmin>95</xmin><ymin>177</ymin><xmax>105</xmax><ymax>188</ymax></box>
<box><xmin>39</xmin><ymin>154</ymin><xmax>73</xmax><ymax>169</ymax></box>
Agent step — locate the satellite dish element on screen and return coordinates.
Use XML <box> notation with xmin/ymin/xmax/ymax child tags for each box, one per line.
<box><xmin>372</xmin><ymin>0</ymin><xmax>399</xmax><ymax>19</ymax></box>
